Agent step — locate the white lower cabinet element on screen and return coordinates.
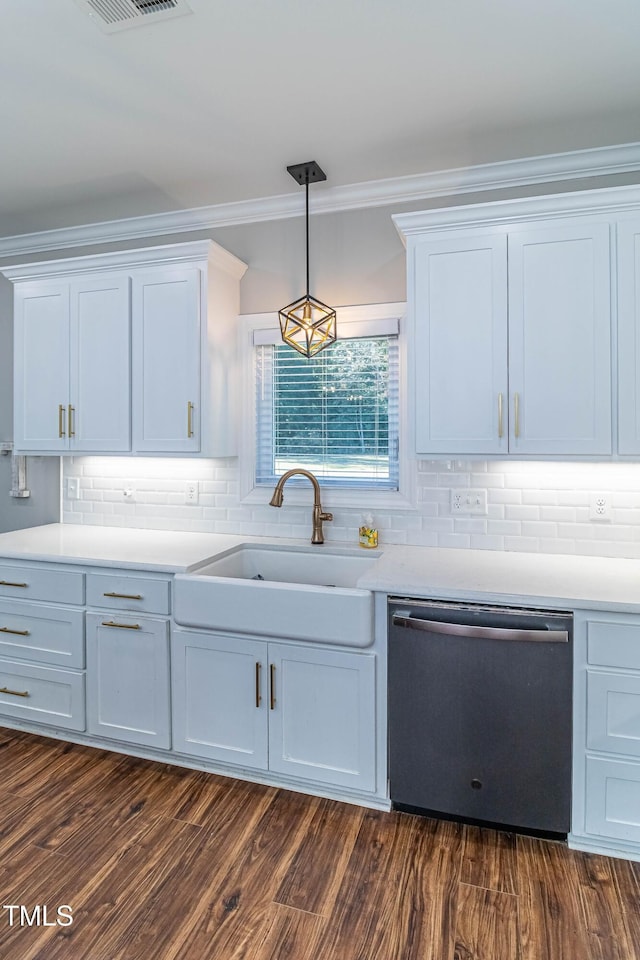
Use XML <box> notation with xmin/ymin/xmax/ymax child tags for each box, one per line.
<box><xmin>573</xmin><ymin>612</ymin><xmax>640</xmax><ymax>859</ymax></box>
<box><xmin>172</xmin><ymin>631</ymin><xmax>268</xmax><ymax>769</ymax></box>
<box><xmin>267</xmin><ymin>642</ymin><xmax>376</xmax><ymax>791</ymax></box>
<box><xmin>86</xmin><ymin>612</ymin><xmax>171</xmax><ymax>749</ymax></box>
<box><xmin>172</xmin><ymin>629</ymin><xmax>376</xmax><ymax>793</ymax></box>
<box><xmin>0</xmin><ymin>560</ymin><xmax>378</xmax><ymax>806</ymax></box>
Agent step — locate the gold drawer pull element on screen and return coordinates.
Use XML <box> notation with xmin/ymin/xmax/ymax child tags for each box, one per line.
<box><xmin>68</xmin><ymin>404</ymin><xmax>75</xmax><ymax>439</ymax></box>
<box><xmin>187</xmin><ymin>401</ymin><xmax>195</xmax><ymax>439</ymax></box>
<box><xmin>498</xmin><ymin>392</ymin><xmax>504</xmax><ymax>439</ymax></box>
<box><xmin>270</xmin><ymin>663</ymin><xmax>276</xmax><ymax>710</ymax></box>
<box><xmin>0</xmin><ymin>581</ymin><xmax>28</xmax><ymax>589</ymax></box>
<box><xmin>0</xmin><ymin>626</ymin><xmax>30</xmax><ymax>637</ymax></box>
<box><xmin>103</xmin><ymin>592</ymin><xmax>143</xmax><ymax>601</ymax></box>
<box><xmin>514</xmin><ymin>392</ymin><xmax>521</xmax><ymax>439</ymax></box>
<box><xmin>58</xmin><ymin>403</ymin><xmax>66</xmax><ymax>438</ymax></box>
<box><xmin>0</xmin><ymin>686</ymin><xmax>30</xmax><ymax>698</ymax></box>
<box><xmin>101</xmin><ymin>620</ymin><xmax>141</xmax><ymax>631</ymax></box>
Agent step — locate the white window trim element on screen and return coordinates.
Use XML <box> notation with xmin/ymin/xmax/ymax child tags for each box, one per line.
<box><xmin>238</xmin><ymin>302</ymin><xmax>416</xmax><ymax>510</ymax></box>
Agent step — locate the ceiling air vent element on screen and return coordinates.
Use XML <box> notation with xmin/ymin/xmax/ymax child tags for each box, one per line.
<box><xmin>77</xmin><ymin>0</ymin><xmax>193</xmax><ymax>33</ymax></box>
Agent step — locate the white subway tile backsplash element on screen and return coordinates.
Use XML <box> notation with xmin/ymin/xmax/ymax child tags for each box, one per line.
<box><xmin>540</xmin><ymin>506</ymin><xmax>577</xmax><ymax>522</ymax></box>
<box><xmin>505</xmin><ymin>505</ymin><xmax>540</xmax><ymax>521</ymax></box>
<box><xmin>438</xmin><ymin>533</ymin><xmax>471</xmax><ymax>549</ymax></box>
<box><xmin>503</xmin><ymin>536</ymin><xmax>541</xmax><ymax>552</ymax></box>
<box><xmin>489</xmin><ymin>489</ymin><xmax>523</xmax><ymax>505</ymax></box>
<box><xmin>521</xmin><ymin>521</ymin><xmax>558</xmax><ymax>539</ymax></box>
<box><xmin>61</xmin><ymin>458</ymin><xmax>640</xmax><ymax>561</ymax></box>
<box><xmin>470</xmin><ymin>534</ymin><xmax>505</xmax><ymax>551</ymax></box>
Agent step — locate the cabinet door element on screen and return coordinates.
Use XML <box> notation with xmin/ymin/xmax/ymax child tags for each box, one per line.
<box><xmin>411</xmin><ymin>234</ymin><xmax>508</xmax><ymax>455</ymax></box>
<box><xmin>268</xmin><ymin>643</ymin><xmax>376</xmax><ymax>792</ymax></box>
<box><xmin>585</xmin><ymin>756</ymin><xmax>640</xmax><ymax>843</ymax></box>
<box><xmin>617</xmin><ymin>218</ymin><xmax>640</xmax><ymax>454</ymax></box>
<box><xmin>70</xmin><ymin>276</ymin><xmax>131</xmax><ymax>452</ymax></box>
<box><xmin>14</xmin><ymin>282</ymin><xmax>70</xmax><ymax>451</ymax></box>
<box><xmin>132</xmin><ymin>268</ymin><xmax>201</xmax><ymax>453</ymax></box>
<box><xmin>171</xmin><ymin>630</ymin><xmax>268</xmax><ymax>770</ymax></box>
<box><xmin>86</xmin><ymin>612</ymin><xmax>170</xmax><ymax>749</ymax></box>
<box><xmin>508</xmin><ymin>222</ymin><xmax>612</xmax><ymax>455</ymax></box>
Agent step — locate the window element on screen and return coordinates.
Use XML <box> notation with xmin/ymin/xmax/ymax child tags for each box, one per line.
<box><xmin>254</xmin><ymin>326</ymin><xmax>400</xmax><ymax>491</ymax></box>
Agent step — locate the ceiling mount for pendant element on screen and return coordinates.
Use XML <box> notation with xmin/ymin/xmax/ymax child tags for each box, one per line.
<box><xmin>278</xmin><ymin>161</ymin><xmax>337</xmax><ymax>359</ymax></box>
<box><xmin>286</xmin><ymin>161</ymin><xmax>327</xmax><ymax>186</ymax></box>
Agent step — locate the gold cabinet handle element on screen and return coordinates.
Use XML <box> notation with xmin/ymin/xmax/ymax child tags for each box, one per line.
<box><xmin>103</xmin><ymin>592</ymin><xmax>143</xmax><ymax>601</ymax></box>
<box><xmin>0</xmin><ymin>626</ymin><xmax>30</xmax><ymax>637</ymax></box>
<box><xmin>0</xmin><ymin>581</ymin><xmax>28</xmax><ymax>589</ymax></box>
<box><xmin>0</xmin><ymin>686</ymin><xmax>30</xmax><ymax>698</ymax></box>
<box><xmin>101</xmin><ymin>620</ymin><xmax>141</xmax><ymax>630</ymax></box>
<box><xmin>498</xmin><ymin>392</ymin><xmax>504</xmax><ymax>439</ymax></box>
<box><xmin>255</xmin><ymin>661</ymin><xmax>262</xmax><ymax>708</ymax></box>
<box><xmin>270</xmin><ymin>663</ymin><xmax>276</xmax><ymax>710</ymax></box>
<box><xmin>68</xmin><ymin>404</ymin><xmax>75</xmax><ymax>439</ymax></box>
<box><xmin>187</xmin><ymin>401</ymin><xmax>195</xmax><ymax>439</ymax></box>
<box><xmin>58</xmin><ymin>404</ymin><xmax>66</xmax><ymax>438</ymax></box>
<box><xmin>514</xmin><ymin>392</ymin><xmax>520</xmax><ymax>439</ymax></box>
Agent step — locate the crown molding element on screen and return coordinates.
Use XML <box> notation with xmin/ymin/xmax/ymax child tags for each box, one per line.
<box><xmin>0</xmin><ymin>239</ymin><xmax>246</xmax><ymax>282</ymax></box>
<box><xmin>392</xmin><ymin>182</ymin><xmax>640</xmax><ymax>238</ymax></box>
<box><xmin>1</xmin><ymin>141</ymin><xmax>640</xmax><ymax>259</ymax></box>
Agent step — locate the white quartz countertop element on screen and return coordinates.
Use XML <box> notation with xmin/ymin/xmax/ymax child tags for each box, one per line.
<box><xmin>0</xmin><ymin>524</ymin><xmax>247</xmax><ymax>573</ymax></box>
<box><xmin>359</xmin><ymin>543</ymin><xmax>640</xmax><ymax>612</ymax></box>
<box><xmin>2</xmin><ymin>524</ymin><xmax>640</xmax><ymax>611</ymax></box>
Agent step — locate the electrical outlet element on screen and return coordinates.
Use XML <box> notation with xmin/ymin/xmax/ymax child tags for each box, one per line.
<box><xmin>122</xmin><ymin>486</ymin><xmax>135</xmax><ymax>502</ymax></box>
<box><xmin>450</xmin><ymin>488</ymin><xmax>488</xmax><ymax>515</ymax></box>
<box><xmin>66</xmin><ymin>477</ymin><xmax>80</xmax><ymax>500</ymax></box>
<box><xmin>184</xmin><ymin>481</ymin><xmax>199</xmax><ymax>505</ymax></box>
<box><xmin>589</xmin><ymin>493</ymin><xmax>612</xmax><ymax>521</ymax></box>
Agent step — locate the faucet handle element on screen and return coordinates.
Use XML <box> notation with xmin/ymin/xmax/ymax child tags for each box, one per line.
<box><xmin>320</xmin><ymin>512</ymin><xmax>333</xmax><ymax>521</ymax></box>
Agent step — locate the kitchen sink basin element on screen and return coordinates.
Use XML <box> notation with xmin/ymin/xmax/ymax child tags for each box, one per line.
<box><xmin>173</xmin><ymin>544</ymin><xmax>380</xmax><ymax>647</ymax></box>
<box><xmin>194</xmin><ymin>544</ymin><xmax>378</xmax><ymax>587</ymax></box>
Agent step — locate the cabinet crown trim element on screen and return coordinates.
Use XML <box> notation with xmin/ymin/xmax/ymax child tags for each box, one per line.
<box><xmin>1</xmin><ymin>240</ymin><xmax>247</xmax><ymax>283</ymax></box>
<box><xmin>393</xmin><ymin>183</ymin><xmax>640</xmax><ymax>241</ymax></box>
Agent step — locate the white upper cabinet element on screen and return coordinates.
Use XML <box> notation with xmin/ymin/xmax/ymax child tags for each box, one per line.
<box><xmin>132</xmin><ymin>268</ymin><xmax>201</xmax><ymax>453</ymax></box>
<box><xmin>70</xmin><ymin>276</ymin><xmax>131</xmax><ymax>453</ymax></box>
<box><xmin>412</xmin><ymin>234</ymin><xmax>508</xmax><ymax>455</ymax></box>
<box><xmin>508</xmin><ymin>222</ymin><xmax>611</xmax><ymax>456</ymax></box>
<box><xmin>617</xmin><ymin>218</ymin><xmax>640</xmax><ymax>454</ymax></box>
<box><xmin>4</xmin><ymin>241</ymin><xmax>247</xmax><ymax>457</ymax></box>
<box><xmin>396</xmin><ymin>196</ymin><xmax>616</xmax><ymax>459</ymax></box>
<box><xmin>14</xmin><ymin>276</ymin><xmax>130</xmax><ymax>453</ymax></box>
<box><xmin>14</xmin><ymin>282</ymin><xmax>70</xmax><ymax>452</ymax></box>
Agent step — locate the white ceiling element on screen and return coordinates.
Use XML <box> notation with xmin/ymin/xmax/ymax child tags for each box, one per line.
<box><xmin>3</xmin><ymin>0</ymin><xmax>640</xmax><ymax>238</ymax></box>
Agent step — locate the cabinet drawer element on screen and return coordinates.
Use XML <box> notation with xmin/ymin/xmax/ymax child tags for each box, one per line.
<box><xmin>0</xmin><ymin>657</ymin><xmax>85</xmax><ymax>732</ymax></box>
<box><xmin>0</xmin><ymin>565</ymin><xmax>84</xmax><ymax>605</ymax></box>
<box><xmin>587</xmin><ymin>620</ymin><xmax>640</xmax><ymax>671</ymax></box>
<box><xmin>585</xmin><ymin>756</ymin><xmax>640</xmax><ymax>844</ymax></box>
<box><xmin>0</xmin><ymin>599</ymin><xmax>84</xmax><ymax>668</ymax></box>
<box><xmin>86</xmin><ymin>573</ymin><xmax>170</xmax><ymax>615</ymax></box>
<box><xmin>587</xmin><ymin>670</ymin><xmax>640</xmax><ymax>758</ymax></box>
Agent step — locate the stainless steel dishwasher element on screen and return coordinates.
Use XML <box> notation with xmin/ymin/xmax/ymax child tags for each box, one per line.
<box><xmin>388</xmin><ymin>597</ymin><xmax>572</xmax><ymax>838</ymax></box>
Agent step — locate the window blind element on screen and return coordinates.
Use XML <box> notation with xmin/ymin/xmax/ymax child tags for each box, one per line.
<box><xmin>256</xmin><ymin>335</ymin><xmax>399</xmax><ymax>490</ymax></box>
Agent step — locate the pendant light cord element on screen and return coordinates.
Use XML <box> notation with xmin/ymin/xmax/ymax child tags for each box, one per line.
<box><xmin>305</xmin><ymin>179</ymin><xmax>310</xmax><ymax>298</ymax></box>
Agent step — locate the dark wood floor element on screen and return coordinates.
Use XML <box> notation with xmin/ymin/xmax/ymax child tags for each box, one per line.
<box><xmin>0</xmin><ymin>728</ymin><xmax>637</xmax><ymax>960</ymax></box>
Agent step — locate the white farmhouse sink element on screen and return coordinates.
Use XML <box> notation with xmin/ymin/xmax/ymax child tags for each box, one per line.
<box><xmin>173</xmin><ymin>544</ymin><xmax>380</xmax><ymax>647</ymax></box>
<box><xmin>195</xmin><ymin>545</ymin><xmax>377</xmax><ymax>587</ymax></box>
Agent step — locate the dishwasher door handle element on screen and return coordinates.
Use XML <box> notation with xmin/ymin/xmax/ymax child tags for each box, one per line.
<box><xmin>391</xmin><ymin>615</ymin><xmax>569</xmax><ymax>643</ymax></box>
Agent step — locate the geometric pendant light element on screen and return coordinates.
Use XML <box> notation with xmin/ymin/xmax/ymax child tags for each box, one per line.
<box><xmin>278</xmin><ymin>161</ymin><xmax>337</xmax><ymax>358</ymax></box>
